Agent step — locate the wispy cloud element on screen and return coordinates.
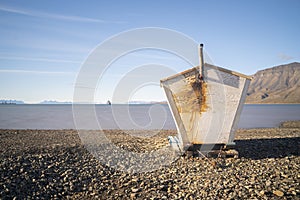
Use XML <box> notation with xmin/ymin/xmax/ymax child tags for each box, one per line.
<box><xmin>0</xmin><ymin>69</ymin><xmax>74</xmax><ymax>75</ymax></box>
<box><xmin>1</xmin><ymin>37</ymin><xmax>92</xmax><ymax>54</ymax></box>
<box><xmin>278</xmin><ymin>53</ymin><xmax>294</xmax><ymax>61</ymax></box>
<box><xmin>0</xmin><ymin>56</ymin><xmax>80</xmax><ymax>64</ymax></box>
<box><xmin>0</xmin><ymin>5</ymin><xmax>29</xmax><ymax>15</ymax></box>
<box><xmin>132</xmin><ymin>52</ymin><xmax>181</xmax><ymax>61</ymax></box>
<box><xmin>0</xmin><ymin>4</ymin><xmax>125</xmax><ymax>24</ymax></box>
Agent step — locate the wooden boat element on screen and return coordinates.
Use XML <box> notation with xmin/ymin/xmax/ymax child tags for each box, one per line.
<box><xmin>161</xmin><ymin>45</ymin><xmax>252</xmax><ymax>153</ymax></box>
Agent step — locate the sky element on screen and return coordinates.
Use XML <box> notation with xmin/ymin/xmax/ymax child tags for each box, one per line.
<box><xmin>0</xmin><ymin>0</ymin><xmax>299</xmax><ymax>103</ymax></box>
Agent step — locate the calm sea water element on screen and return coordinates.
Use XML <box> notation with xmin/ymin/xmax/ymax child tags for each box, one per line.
<box><xmin>0</xmin><ymin>104</ymin><xmax>299</xmax><ymax>130</ymax></box>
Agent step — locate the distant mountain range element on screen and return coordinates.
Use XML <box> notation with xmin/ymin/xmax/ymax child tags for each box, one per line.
<box><xmin>39</xmin><ymin>100</ymin><xmax>72</xmax><ymax>104</ymax></box>
<box><xmin>0</xmin><ymin>100</ymin><xmax>72</xmax><ymax>104</ymax></box>
<box><xmin>246</xmin><ymin>62</ymin><xmax>300</xmax><ymax>104</ymax></box>
<box><xmin>0</xmin><ymin>100</ymin><xmax>25</xmax><ymax>104</ymax></box>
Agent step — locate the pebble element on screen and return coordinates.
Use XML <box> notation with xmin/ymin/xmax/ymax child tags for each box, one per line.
<box><xmin>131</xmin><ymin>188</ymin><xmax>140</xmax><ymax>193</ymax></box>
<box><xmin>0</xmin><ymin>128</ymin><xmax>299</xmax><ymax>199</ymax></box>
<box><xmin>265</xmin><ymin>180</ymin><xmax>271</xmax><ymax>187</ymax></box>
<box><xmin>273</xmin><ymin>190</ymin><xmax>284</xmax><ymax>197</ymax></box>
<box><xmin>130</xmin><ymin>193</ymin><xmax>136</xmax><ymax>199</ymax></box>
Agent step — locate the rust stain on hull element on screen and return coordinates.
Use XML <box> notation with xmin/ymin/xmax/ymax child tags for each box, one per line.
<box><xmin>192</xmin><ymin>80</ymin><xmax>207</xmax><ymax>113</ymax></box>
<box><xmin>171</xmin><ymin>69</ymin><xmax>208</xmax><ymax>114</ymax></box>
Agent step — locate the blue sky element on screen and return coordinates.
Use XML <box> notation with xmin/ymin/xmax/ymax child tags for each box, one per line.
<box><xmin>0</xmin><ymin>0</ymin><xmax>299</xmax><ymax>103</ymax></box>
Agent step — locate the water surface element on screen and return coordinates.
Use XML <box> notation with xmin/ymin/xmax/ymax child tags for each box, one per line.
<box><xmin>0</xmin><ymin>104</ymin><xmax>299</xmax><ymax>130</ymax></box>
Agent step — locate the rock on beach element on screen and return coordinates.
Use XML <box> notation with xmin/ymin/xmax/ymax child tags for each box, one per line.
<box><xmin>0</xmin><ymin>126</ymin><xmax>299</xmax><ymax>199</ymax></box>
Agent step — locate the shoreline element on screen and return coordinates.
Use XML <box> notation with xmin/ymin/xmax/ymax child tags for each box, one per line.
<box><xmin>0</xmin><ymin>124</ymin><xmax>299</xmax><ymax>199</ymax></box>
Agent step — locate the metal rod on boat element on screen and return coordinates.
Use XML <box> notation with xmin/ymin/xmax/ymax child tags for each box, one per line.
<box><xmin>198</xmin><ymin>43</ymin><xmax>204</xmax><ymax>80</ymax></box>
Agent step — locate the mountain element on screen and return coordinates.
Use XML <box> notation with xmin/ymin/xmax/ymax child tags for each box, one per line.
<box><xmin>128</xmin><ymin>101</ymin><xmax>167</xmax><ymax>104</ymax></box>
<box><xmin>39</xmin><ymin>100</ymin><xmax>72</xmax><ymax>104</ymax></box>
<box><xmin>0</xmin><ymin>99</ymin><xmax>24</xmax><ymax>104</ymax></box>
<box><xmin>246</xmin><ymin>62</ymin><xmax>300</xmax><ymax>104</ymax></box>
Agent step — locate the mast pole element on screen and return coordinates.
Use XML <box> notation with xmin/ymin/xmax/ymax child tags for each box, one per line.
<box><xmin>198</xmin><ymin>43</ymin><xmax>204</xmax><ymax>81</ymax></box>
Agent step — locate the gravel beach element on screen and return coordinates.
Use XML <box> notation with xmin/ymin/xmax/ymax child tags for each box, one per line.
<box><xmin>0</xmin><ymin>123</ymin><xmax>299</xmax><ymax>199</ymax></box>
